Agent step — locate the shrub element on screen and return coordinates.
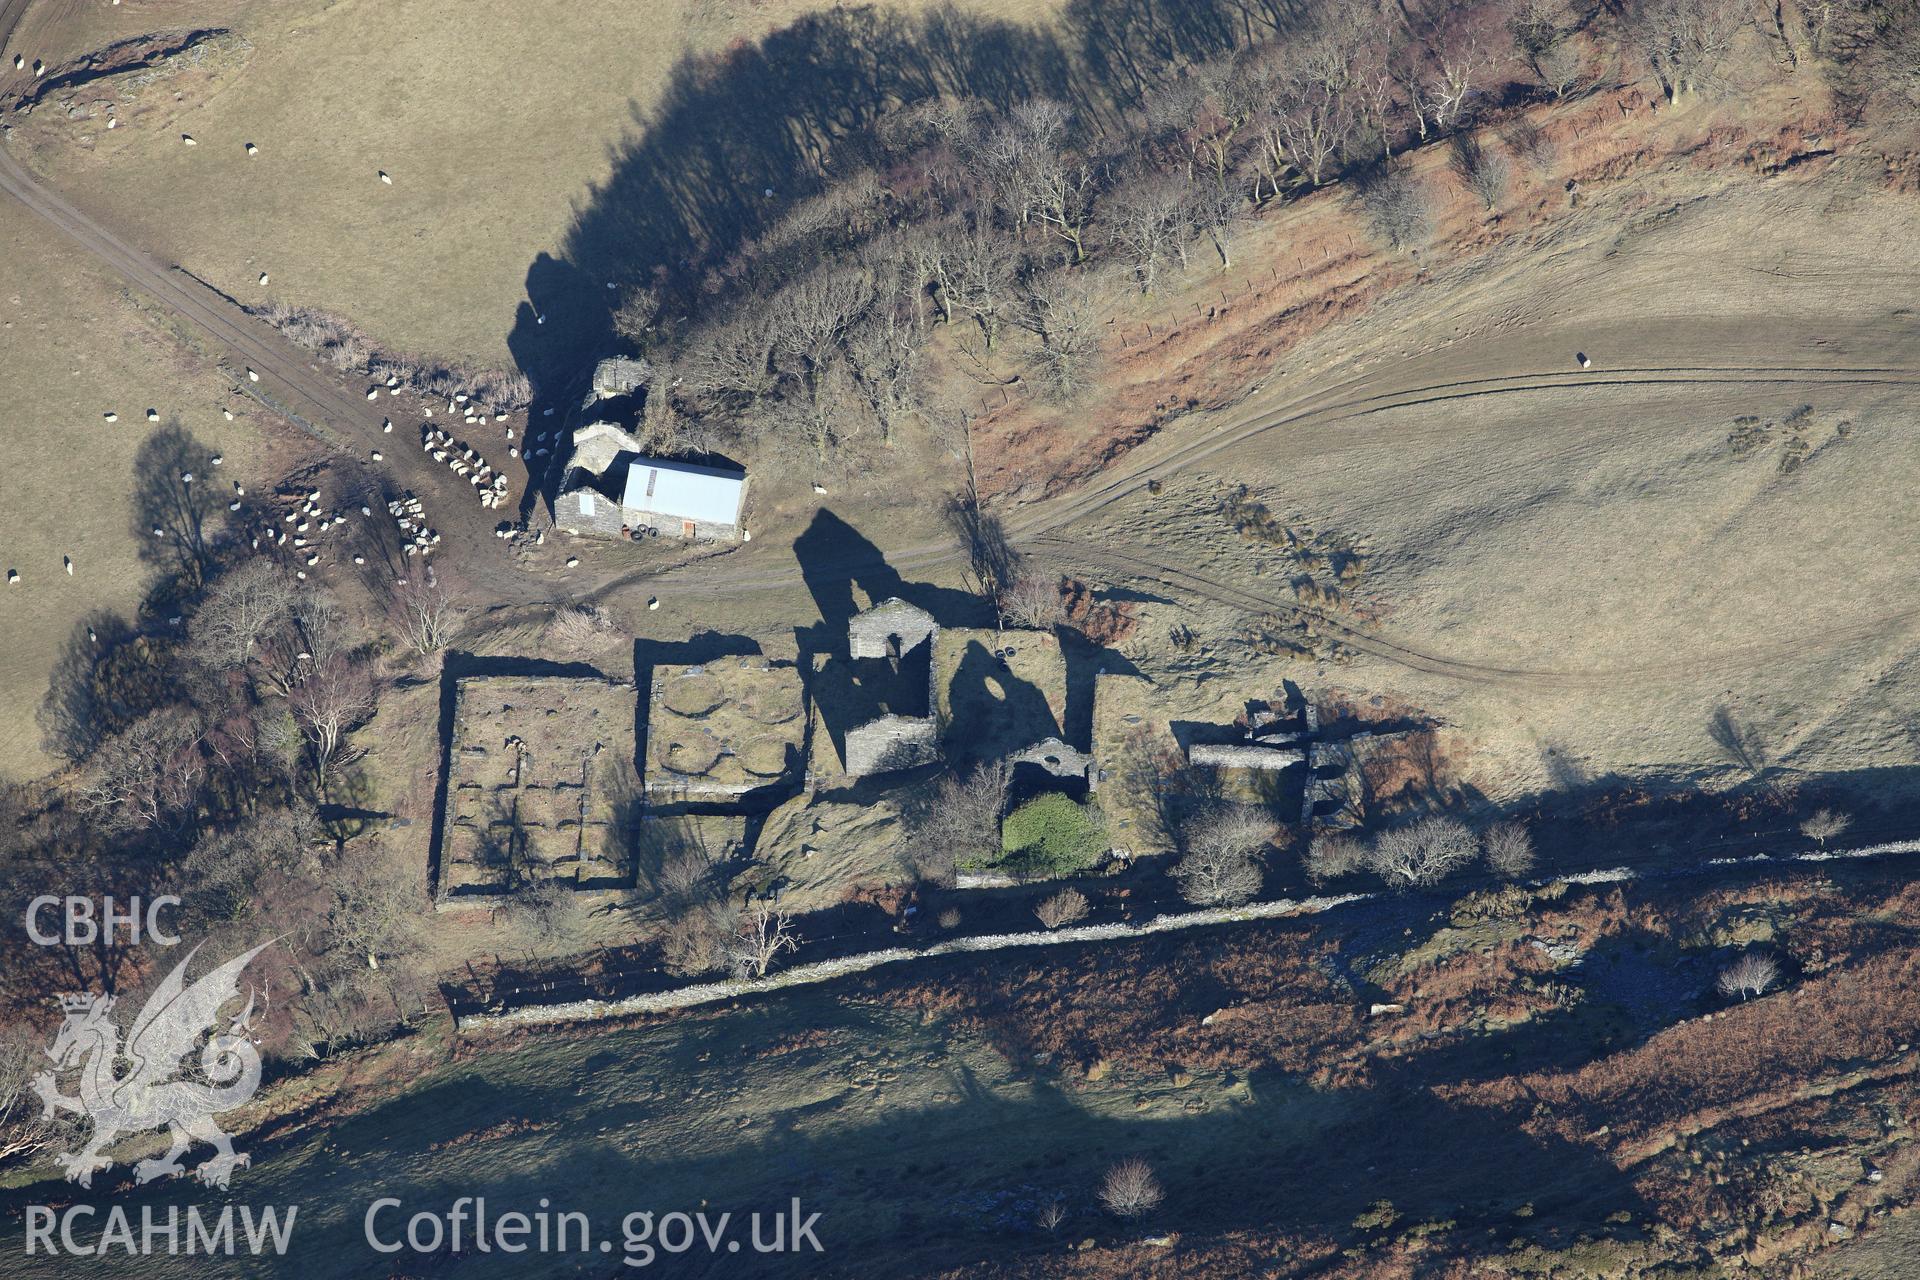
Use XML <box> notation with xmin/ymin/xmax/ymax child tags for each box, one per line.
<box><xmin>1368</xmin><ymin>817</ymin><xmax>1481</xmax><ymax>887</ymax></box>
<box><xmin>1718</xmin><ymin>952</ymin><xmax>1779</xmax><ymax>1001</ymax></box>
<box><xmin>1173</xmin><ymin>805</ymin><xmax>1267</xmax><ymax>906</ymax></box>
<box><xmin>1305</xmin><ymin>833</ymin><xmax>1368</xmax><ymax>883</ymax></box>
<box><xmin>1357</xmin><ymin>165</ymin><xmax>1430</xmax><ymax>251</ymax></box>
<box><xmin>1001</xmin><ymin>794</ymin><xmax>1106</xmax><ymax>879</ymax></box>
<box><xmin>1800</xmin><ymin>807</ymin><xmax>1850</xmax><ymax>848</ymax></box>
<box><xmin>1035</xmin><ymin>888</ymin><xmax>1090</xmax><ymax>929</ymax></box>
<box><xmin>1099</xmin><ymin>1158</ymin><xmax>1163</xmax><ymax>1218</ymax></box>
<box><xmin>1484</xmin><ymin>821</ymin><xmax>1536</xmax><ymax>879</ymax></box>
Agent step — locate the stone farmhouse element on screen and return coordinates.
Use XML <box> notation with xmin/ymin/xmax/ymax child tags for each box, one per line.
<box><xmin>554</xmin><ymin>421</ymin><xmax>747</xmax><ymax>542</ymax></box>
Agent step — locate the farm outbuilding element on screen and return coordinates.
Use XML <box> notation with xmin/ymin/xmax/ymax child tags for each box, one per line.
<box><xmin>554</xmin><ymin>422</ymin><xmax>747</xmax><ymax>542</ymax></box>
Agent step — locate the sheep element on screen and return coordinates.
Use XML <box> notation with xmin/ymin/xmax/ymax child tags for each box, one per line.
<box><xmin>223</xmin><ymin>409</ymin><xmax>234</xmax><ymax>420</ymax></box>
<box><xmin>370</xmin><ymin>450</ymin><xmax>383</xmax><ymax>461</ymax></box>
<box><xmin>234</xmin><ymin>482</ymin><xmax>245</xmax><ymax>494</ymax></box>
<box><xmin>382</xmin><ymin>419</ymin><xmax>393</xmax><ymax>433</ymax></box>
<box><xmin>181</xmin><ymin>134</ymin><xmax>196</xmax><ymax>146</ymax></box>
<box><xmin>64</xmin><ymin>556</ymin><xmax>73</xmax><ymax>575</ymax></box>
<box><xmin>565</xmin><ymin>557</ymin><xmax>580</xmax><ymax>568</ymax></box>
<box><xmin>107</xmin><ymin>118</ymin><xmax>118</xmax><ymax>130</ymax></box>
<box><xmin>247</xmin><ymin>368</ymin><xmax>259</xmax><ymax>382</ymax></box>
<box><xmin>6</xmin><ymin>569</ymin><xmax>18</xmax><ymax>585</ymax></box>
<box><xmin>245</xmin><ymin>142</ymin><xmax>257</xmax><ymax>156</ymax></box>
<box><xmin>152</xmin><ymin>527</ymin><xmax>165</xmax><ymax>537</ymax></box>
<box><xmin>378</xmin><ymin>170</ymin><xmax>392</xmax><ymax>185</ymax></box>
<box><xmin>228</xmin><ymin>501</ymin><xmax>241</xmax><ymax>511</ymax></box>
<box><xmin>360</xmin><ymin>505</ymin><xmax>372</xmax><ymax>516</ymax></box>
<box><xmin>352</xmin><ymin>555</ymin><xmax>366</xmax><ymax>565</ymax></box>
<box><xmin>88</xmin><ymin>627</ymin><xmax>98</xmax><ymax>643</ymax></box>
<box><xmin>258</xmin><ymin>272</ymin><xmax>269</xmax><ymax>285</ymax></box>
<box><xmin>103</xmin><ymin>412</ymin><xmax>118</xmax><ymax>423</ymax></box>
<box><xmin>211</xmin><ymin>454</ymin><xmax>223</xmax><ymax>466</ymax></box>
<box><xmin>365</xmin><ymin>388</ymin><xmax>379</xmax><ymax>401</ymax></box>
<box><xmin>295</xmin><ymin>570</ymin><xmax>307</xmax><ymax>580</ymax></box>
<box><xmin>180</xmin><ymin>472</ymin><xmax>193</xmax><ymax>484</ymax></box>
<box><xmin>146</xmin><ymin>409</ymin><xmax>159</xmax><ymax>422</ymax></box>
<box><xmin>648</xmin><ymin>597</ymin><xmax>659</xmax><ymax>610</ymax></box>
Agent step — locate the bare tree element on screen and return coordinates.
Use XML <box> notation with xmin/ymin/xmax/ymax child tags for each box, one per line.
<box><xmin>679</xmin><ymin>308</ymin><xmax>778</xmax><ymax>403</ymax></box>
<box><xmin>1451</xmin><ymin>134</ymin><xmax>1510</xmax><ymax>210</ymax></box>
<box><xmin>1635</xmin><ymin>0</ymin><xmax>1747</xmax><ymax>102</ymax></box>
<box><xmin>1034</xmin><ymin>1198</ymin><xmax>1068</xmax><ymax>1234</ymax></box>
<box><xmin>1100</xmin><ymin>1158</ymin><xmax>1164</xmax><ymax>1218</ymax></box>
<box><xmin>290</xmin><ymin>655</ymin><xmax>377</xmax><ymax>786</ymax></box>
<box><xmin>1800</xmin><ymin>807</ymin><xmax>1851</xmax><ymax>848</ymax></box>
<box><xmin>907</xmin><ymin>758</ymin><xmax>1011</xmax><ymax>884</ymax></box>
<box><xmin>1305</xmin><ymin>832</ymin><xmax>1369</xmax><ymax>883</ymax></box>
<box><xmin>325</xmin><ymin>844</ymin><xmax>420</xmax><ymax>972</ymax></box>
<box><xmin>1001</xmin><ymin>570</ymin><xmax>1067</xmax><ymax>629</ymax></box>
<box><xmin>725</xmin><ymin>902</ymin><xmax>800</xmax><ymax>979</ymax></box>
<box><xmin>1263</xmin><ymin>59</ymin><xmax>1356</xmax><ymax>188</ymax></box>
<box><xmin>990</xmin><ymin>98</ymin><xmax>1102</xmax><ymax>263</ymax></box>
<box><xmin>1357</xmin><ymin>165</ymin><xmax>1431</xmax><ymax>251</ymax></box>
<box><xmin>1512</xmin><ymin>0</ymin><xmax>1599</xmax><ymax>99</ymax></box>
<box><xmin>73</xmin><ymin>707</ymin><xmax>207</xmax><ymax>834</ymax></box>
<box><xmin>660</xmin><ymin>900</ymin><xmax>735</xmax><ymax>977</ymax></box>
<box><xmin>950</xmin><ymin>218</ymin><xmax>1022</xmax><ymax>352</ymax></box>
<box><xmin>389</xmin><ymin>568</ymin><xmax>462</xmax><ymax>658</ymax></box>
<box><xmin>1717</xmin><ymin>952</ymin><xmax>1779</xmax><ymax>1000</ymax></box>
<box><xmin>1368</xmin><ymin>816</ymin><xmax>1481</xmax><ymax>887</ymax></box>
<box><xmin>0</xmin><ymin>1027</ymin><xmax>65</xmax><ymax>1162</ymax></box>
<box><xmin>1483</xmin><ymin>821</ymin><xmax>1537</xmax><ymax>878</ymax></box>
<box><xmin>766</xmin><ymin>266</ymin><xmax>874</xmax><ymax>458</ymax></box>
<box><xmin>1108</xmin><ymin>171</ymin><xmax>1194</xmax><ymax>295</ymax></box>
<box><xmin>191</xmin><ymin>561</ymin><xmax>297</xmax><ymax>673</ymax></box>
<box><xmin>844</xmin><ymin>296</ymin><xmax>926</xmax><ymax>444</ymax></box>
<box><xmin>1017</xmin><ymin>276</ymin><xmax>1103</xmax><ymax>402</ymax></box>
<box><xmin>1173</xmin><ymin>805</ymin><xmax>1269</xmax><ymax>906</ymax></box>
<box><xmin>1035</xmin><ymin>887</ymin><xmax>1090</xmax><ymax>929</ymax></box>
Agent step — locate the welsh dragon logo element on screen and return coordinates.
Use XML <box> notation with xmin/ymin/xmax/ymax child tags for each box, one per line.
<box><xmin>32</xmin><ymin>941</ymin><xmax>272</xmax><ymax>1190</ymax></box>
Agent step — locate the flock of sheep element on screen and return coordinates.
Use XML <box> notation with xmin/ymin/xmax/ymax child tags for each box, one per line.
<box><xmin>419</xmin><ymin>423</ymin><xmax>511</xmax><ymax>510</ymax></box>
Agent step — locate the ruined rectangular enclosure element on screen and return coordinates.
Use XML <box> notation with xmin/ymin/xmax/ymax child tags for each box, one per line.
<box><xmin>644</xmin><ymin>658</ymin><xmax>808</xmax><ymax>806</ymax></box>
<box><xmin>437</xmin><ymin>675</ymin><xmax>639</xmax><ymax>903</ymax></box>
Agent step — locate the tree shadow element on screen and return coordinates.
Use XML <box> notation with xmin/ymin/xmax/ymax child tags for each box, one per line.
<box><xmin>500</xmin><ymin>0</ymin><xmax>1310</xmax><ymax>408</ymax></box>
<box><xmin>131</xmin><ymin>420</ymin><xmax>224</xmax><ymax>603</ymax></box>
<box><xmin>1707</xmin><ymin>705</ymin><xmax>1768</xmax><ymax>777</ymax></box>
<box><xmin>35</xmin><ymin>609</ymin><xmax>147</xmax><ymax>762</ymax></box>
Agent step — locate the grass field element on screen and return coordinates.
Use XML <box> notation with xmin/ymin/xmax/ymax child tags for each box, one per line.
<box><xmin>3</xmin><ymin>0</ymin><xmax>1070</xmax><ymax>368</ymax></box>
<box><xmin>0</xmin><ymin>197</ymin><xmax>274</xmax><ymax>780</ymax></box>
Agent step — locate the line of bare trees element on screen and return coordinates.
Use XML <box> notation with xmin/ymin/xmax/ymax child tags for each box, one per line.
<box><xmin>601</xmin><ymin>0</ymin><xmax>1832</xmax><ymax>474</ymax></box>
